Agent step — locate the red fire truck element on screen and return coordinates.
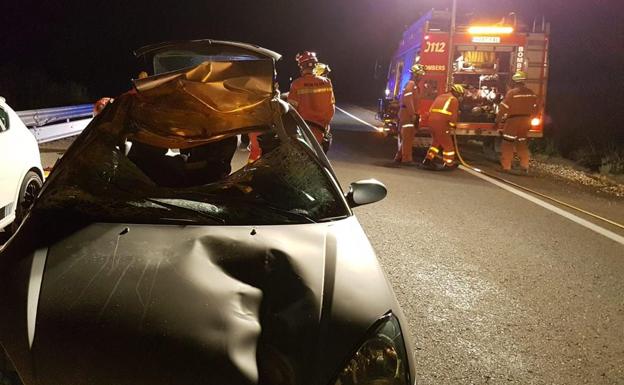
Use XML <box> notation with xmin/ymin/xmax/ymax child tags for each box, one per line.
<box><xmin>377</xmin><ymin>10</ymin><xmax>550</xmax><ymax>151</ymax></box>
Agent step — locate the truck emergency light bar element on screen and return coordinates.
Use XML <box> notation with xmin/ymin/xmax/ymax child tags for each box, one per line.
<box><xmin>467</xmin><ymin>26</ymin><xmax>514</xmax><ymax>35</ymax></box>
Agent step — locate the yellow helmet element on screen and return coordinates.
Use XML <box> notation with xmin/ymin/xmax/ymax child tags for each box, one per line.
<box><xmin>512</xmin><ymin>71</ymin><xmax>528</xmax><ymax>82</ymax></box>
<box><xmin>313</xmin><ymin>63</ymin><xmax>331</xmax><ymax>77</ymax></box>
<box><xmin>450</xmin><ymin>84</ymin><xmax>465</xmax><ymax>96</ymax></box>
<box><xmin>409</xmin><ymin>64</ymin><xmax>426</xmax><ymax>76</ymax></box>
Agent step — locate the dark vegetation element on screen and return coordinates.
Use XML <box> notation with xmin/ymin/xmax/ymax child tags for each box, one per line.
<box><xmin>535</xmin><ymin>75</ymin><xmax>624</xmax><ymax>175</ymax></box>
<box><xmin>0</xmin><ymin>65</ymin><xmax>90</xmax><ymax>110</ymax></box>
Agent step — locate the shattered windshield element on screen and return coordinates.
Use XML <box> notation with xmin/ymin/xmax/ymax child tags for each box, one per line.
<box><xmin>34</xmin><ymin>99</ymin><xmax>349</xmax><ymax>226</ymax></box>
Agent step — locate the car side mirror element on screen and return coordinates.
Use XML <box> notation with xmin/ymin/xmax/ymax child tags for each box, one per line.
<box><xmin>346</xmin><ymin>179</ymin><xmax>387</xmax><ymax>208</ymax></box>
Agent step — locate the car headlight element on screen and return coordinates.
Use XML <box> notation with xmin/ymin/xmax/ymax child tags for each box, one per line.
<box><xmin>333</xmin><ymin>313</ymin><xmax>410</xmax><ymax>385</ymax></box>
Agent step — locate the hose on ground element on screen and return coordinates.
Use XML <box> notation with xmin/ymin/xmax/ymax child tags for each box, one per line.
<box><xmin>451</xmin><ymin>132</ymin><xmax>624</xmax><ymax>231</ymax></box>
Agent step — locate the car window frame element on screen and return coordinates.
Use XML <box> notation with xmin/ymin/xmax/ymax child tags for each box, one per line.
<box><xmin>279</xmin><ymin>108</ymin><xmax>353</xmax><ymax>217</ymax></box>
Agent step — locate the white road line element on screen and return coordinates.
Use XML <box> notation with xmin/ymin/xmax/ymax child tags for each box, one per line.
<box><xmin>460</xmin><ymin>166</ymin><xmax>624</xmax><ymax>246</ymax></box>
<box><xmin>28</xmin><ymin>247</ymin><xmax>48</xmax><ymax>348</ymax></box>
<box><xmin>338</xmin><ymin>107</ymin><xmax>624</xmax><ymax>246</ymax></box>
<box><xmin>336</xmin><ymin>106</ymin><xmax>379</xmax><ymax>131</ymax></box>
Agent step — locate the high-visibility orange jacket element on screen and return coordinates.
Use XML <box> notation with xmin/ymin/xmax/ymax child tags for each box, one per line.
<box><xmin>287</xmin><ymin>74</ymin><xmax>335</xmax><ymax>128</ymax></box>
<box><xmin>496</xmin><ymin>85</ymin><xmax>538</xmax><ymax>142</ymax></box>
<box><xmin>429</xmin><ymin>92</ymin><xmax>459</xmax><ymax>128</ymax></box>
<box><xmin>398</xmin><ymin>80</ymin><xmax>420</xmax><ymax>125</ymax></box>
<box><xmin>496</xmin><ymin>86</ymin><xmax>537</xmax><ymax>170</ymax></box>
<box><xmin>496</xmin><ymin>86</ymin><xmax>537</xmax><ymax>125</ymax></box>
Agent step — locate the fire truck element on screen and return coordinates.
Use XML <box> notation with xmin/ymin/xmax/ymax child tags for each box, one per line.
<box><xmin>377</xmin><ymin>10</ymin><xmax>550</xmax><ymax>151</ymax></box>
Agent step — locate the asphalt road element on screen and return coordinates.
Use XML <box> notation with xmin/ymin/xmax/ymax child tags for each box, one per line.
<box><xmin>329</xmin><ymin>107</ymin><xmax>624</xmax><ymax>385</ymax></box>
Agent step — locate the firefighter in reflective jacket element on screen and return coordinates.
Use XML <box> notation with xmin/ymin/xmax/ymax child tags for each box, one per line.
<box><xmin>288</xmin><ymin>51</ymin><xmax>335</xmax><ymax>144</ymax></box>
<box><xmin>496</xmin><ymin>71</ymin><xmax>538</xmax><ymax>173</ymax></box>
<box><xmin>423</xmin><ymin>84</ymin><xmax>464</xmax><ymax>169</ymax></box>
<box><xmin>394</xmin><ymin>64</ymin><xmax>426</xmax><ymax>164</ymax></box>
<box><xmin>248</xmin><ymin>52</ymin><xmax>334</xmax><ymax>163</ymax></box>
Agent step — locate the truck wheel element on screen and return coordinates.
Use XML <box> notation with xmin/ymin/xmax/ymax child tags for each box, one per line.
<box><xmin>9</xmin><ymin>171</ymin><xmax>42</xmax><ymax>234</ymax></box>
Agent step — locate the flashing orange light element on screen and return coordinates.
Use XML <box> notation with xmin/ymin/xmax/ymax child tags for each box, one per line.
<box><xmin>468</xmin><ymin>26</ymin><xmax>514</xmax><ymax>35</ymax></box>
<box><xmin>531</xmin><ymin>117</ymin><xmax>541</xmax><ymax>127</ymax></box>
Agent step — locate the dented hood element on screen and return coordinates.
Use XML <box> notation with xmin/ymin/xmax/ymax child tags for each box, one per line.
<box><xmin>0</xmin><ymin>216</ymin><xmax>404</xmax><ymax>385</ymax></box>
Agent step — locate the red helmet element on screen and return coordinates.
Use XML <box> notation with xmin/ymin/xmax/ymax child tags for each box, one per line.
<box><xmin>296</xmin><ymin>51</ymin><xmax>318</xmax><ymax>68</ymax></box>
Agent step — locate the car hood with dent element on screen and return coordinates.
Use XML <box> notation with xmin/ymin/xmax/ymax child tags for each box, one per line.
<box><xmin>0</xmin><ymin>216</ymin><xmax>410</xmax><ymax>385</ymax></box>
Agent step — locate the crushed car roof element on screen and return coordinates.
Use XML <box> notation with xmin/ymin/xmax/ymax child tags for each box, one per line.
<box><xmin>134</xmin><ymin>39</ymin><xmax>282</xmax><ymax>65</ymax></box>
<box><xmin>96</xmin><ymin>40</ymin><xmax>284</xmax><ymax>149</ymax></box>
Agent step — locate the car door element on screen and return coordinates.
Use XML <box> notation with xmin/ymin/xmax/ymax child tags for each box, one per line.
<box><xmin>0</xmin><ymin>101</ymin><xmax>21</xmax><ymax>215</ymax></box>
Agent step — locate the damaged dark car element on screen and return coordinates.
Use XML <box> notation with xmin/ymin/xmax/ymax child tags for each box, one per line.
<box><xmin>0</xmin><ymin>40</ymin><xmax>415</xmax><ymax>385</ymax></box>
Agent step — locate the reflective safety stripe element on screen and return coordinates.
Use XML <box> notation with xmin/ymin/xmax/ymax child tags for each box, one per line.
<box><xmin>403</xmin><ymin>92</ymin><xmax>413</xmax><ymax>96</ymax></box>
<box><xmin>429</xmin><ymin>147</ymin><xmax>440</xmax><ymax>153</ymax></box>
<box><xmin>401</xmin><ymin>123</ymin><xmax>415</xmax><ymax>128</ymax></box>
<box><xmin>443</xmin><ymin>97</ymin><xmax>452</xmax><ymax>111</ymax></box>
<box><xmin>432</xmin><ymin>97</ymin><xmax>454</xmax><ymax>116</ymax></box>
<box><xmin>431</xmin><ymin>109</ymin><xmax>452</xmax><ymax>116</ymax></box>
<box><xmin>502</xmin><ymin>134</ymin><xmax>517</xmax><ymax>141</ymax></box>
<box><xmin>517</xmin><ymin>137</ymin><xmax>527</xmax><ymax>142</ymax></box>
<box><xmin>449</xmin><ymin>122</ymin><xmax>457</xmax><ymax>128</ymax></box>
<box><xmin>513</xmin><ymin>94</ymin><xmax>537</xmax><ymax>98</ymax></box>
<box><xmin>296</xmin><ymin>86</ymin><xmax>333</xmax><ymax>95</ymax></box>
<box><xmin>444</xmin><ymin>158</ymin><xmax>454</xmax><ymax>164</ymax></box>
<box><xmin>443</xmin><ymin>151</ymin><xmax>455</xmax><ymax>156</ymax></box>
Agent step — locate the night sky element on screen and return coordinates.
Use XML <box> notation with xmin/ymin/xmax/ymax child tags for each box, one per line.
<box><xmin>2</xmin><ymin>0</ymin><xmax>623</xmax><ymax>151</ymax></box>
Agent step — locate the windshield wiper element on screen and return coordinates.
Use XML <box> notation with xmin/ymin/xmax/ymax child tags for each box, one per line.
<box><xmin>258</xmin><ymin>204</ymin><xmax>317</xmax><ymax>224</ymax></box>
<box><xmin>144</xmin><ymin>198</ymin><xmax>225</xmax><ymax>224</ymax></box>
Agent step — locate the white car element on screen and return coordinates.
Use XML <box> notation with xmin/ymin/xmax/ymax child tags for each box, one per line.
<box><xmin>0</xmin><ymin>97</ymin><xmax>44</xmax><ymax>233</ymax></box>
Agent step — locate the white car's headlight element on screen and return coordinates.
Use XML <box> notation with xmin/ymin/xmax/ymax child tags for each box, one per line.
<box><xmin>333</xmin><ymin>313</ymin><xmax>410</xmax><ymax>385</ymax></box>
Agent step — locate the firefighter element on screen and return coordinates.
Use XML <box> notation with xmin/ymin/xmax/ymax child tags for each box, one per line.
<box><xmin>496</xmin><ymin>71</ymin><xmax>538</xmax><ymax>173</ymax></box>
<box><xmin>287</xmin><ymin>51</ymin><xmax>335</xmax><ymax>146</ymax></box>
<box><xmin>247</xmin><ymin>132</ymin><xmax>262</xmax><ymax>163</ymax></box>
<box><xmin>423</xmin><ymin>84</ymin><xmax>464</xmax><ymax>169</ymax></box>
<box><xmin>248</xmin><ymin>52</ymin><xmax>335</xmax><ymax>163</ymax></box>
<box><xmin>394</xmin><ymin>64</ymin><xmax>426</xmax><ymax>164</ymax></box>
<box><xmin>93</xmin><ymin>97</ymin><xmax>113</xmax><ymax>116</ymax></box>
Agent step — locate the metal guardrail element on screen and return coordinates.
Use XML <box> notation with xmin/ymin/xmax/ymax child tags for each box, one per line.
<box><xmin>29</xmin><ymin>118</ymin><xmax>92</xmax><ymax>144</ymax></box>
<box><xmin>17</xmin><ymin>104</ymin><xmax>93</xmax><ymax>128</ymax></box>
<box><xmin>16</xmin><ymin>104</ymin><xmax>94</xmax><ymax>143</ymax></box>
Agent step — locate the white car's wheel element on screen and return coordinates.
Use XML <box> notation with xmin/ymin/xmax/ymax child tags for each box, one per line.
<box><xmin>9</xmin><ymin>171</ymin><xmax>42</xmax><ymax>234</ymax></box>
